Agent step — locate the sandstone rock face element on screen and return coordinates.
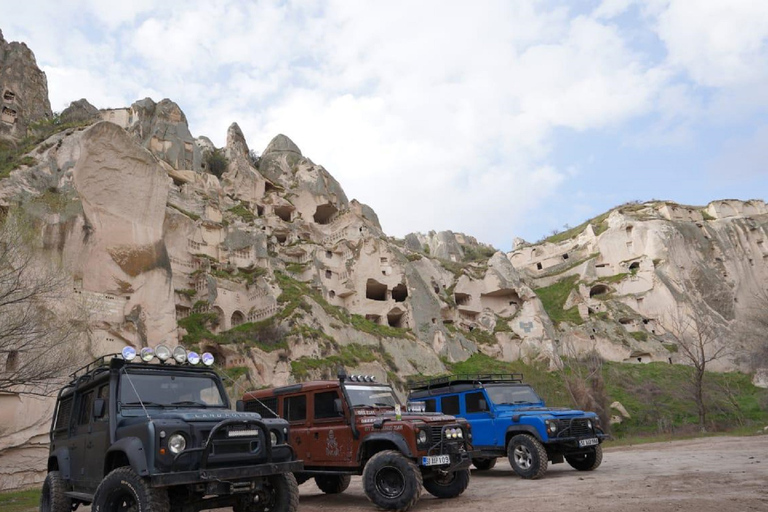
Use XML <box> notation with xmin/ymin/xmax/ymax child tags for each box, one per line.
<box><xmin>508</xmin><ymin>201</ymin><xmax>768</xmax><ymax>372</ymax></box>
<box><xmin>0</xmin><ymin>30</ymin><xmax>52</xmax><ymax>140</ymax></box>
<box><xmin>60</xmin><ymin>98</ymin><xmax>100</xmax><ymax>125</ymax></box>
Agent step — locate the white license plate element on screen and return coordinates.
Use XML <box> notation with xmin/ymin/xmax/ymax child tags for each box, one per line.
<box><xmin>579</xmin><ymin>437</ymin><xmax>599</xmax><ymax>447</ymax></box>
<box><xmin>421</xmin><ymin>455</ymin><xmax>451</xmax><ymax>466</ymax></box>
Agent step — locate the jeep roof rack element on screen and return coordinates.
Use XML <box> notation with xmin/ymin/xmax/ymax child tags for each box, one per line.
<box><xmin>408</xmin><ymin>373</ymin><xmax>524</xmax><ymax>392</ymax></box>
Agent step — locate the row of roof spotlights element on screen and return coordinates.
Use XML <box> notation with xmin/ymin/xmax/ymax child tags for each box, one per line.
<box><xmin>348</xmin><ymin>375</ymin><xmax>376</xmax><ymax>382</ymax></box>
<box><xmin>121</xmin><ymin>345</ymin><xmax>215</xmax><ymax>366</ymax></box>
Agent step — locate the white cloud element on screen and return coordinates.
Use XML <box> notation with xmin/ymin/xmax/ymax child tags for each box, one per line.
<box><xmin>4</xmin><ymin>0</ymin><xmax>768</xmax><ymax>247</ymax></box>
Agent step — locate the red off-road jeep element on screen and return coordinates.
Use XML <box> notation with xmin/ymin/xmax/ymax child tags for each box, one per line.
<box><xmin>242</xmin><ymin>371</ymin><xmax>472</xmax><ymax>511</ymax></box>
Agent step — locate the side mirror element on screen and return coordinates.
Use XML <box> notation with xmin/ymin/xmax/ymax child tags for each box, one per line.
<box><xmin>236</xmin><ymin>400</ymin><xmax>245</xmax><ymax>412</ymax></box>
<box><xmin>93</xmin><ymin>398</ymin><xmax>106</xmax><ymax>419</ymax></box>
<box><xmin>334</xmin><ymin>398</ymin><xmax>344</xmax><ymax>415</ymax></box>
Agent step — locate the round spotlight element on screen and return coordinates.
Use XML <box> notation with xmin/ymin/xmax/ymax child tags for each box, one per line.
<box><xmin>140</xmin><ymin>347</ymin><xmax>155</xmax><ymax>362</ymax></box>
<box><xmin>202</xmin><ymin>352</ymin><xmax>214</xmax><ymax>366</ymax></box>
<box><xmin>173</xmin><ymin>346</ymin><xmax>187</xmax><ymax>364</ymax></box>
<box><xmin>156</xmin><ymin>344</ymin><xmax>171</xmax><ymax>362</ymax></box>
<box><xmin>187</xmin><ymin>351</ymin><xmax>201</xmax><ymax>365</ymax></box>
<box><xmin>121</xmin><ymin>346</ymin><xmax>137</xmax><ymax>361</ymax></box>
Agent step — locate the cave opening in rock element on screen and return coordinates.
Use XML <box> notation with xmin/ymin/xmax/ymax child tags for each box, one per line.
<box><xmin>590</xmin><ymin>285</ymin><xmax>609</xmax><ymax>298</ymax></box>
<box><xmin>454</xmin><ymin>293</ymin><xmax>471</xmax><ymax>306</ymax></box>
<box><xmin>365</xmin><ymin>314</ymin><xmax>381</xmax><ymax>324</ymax></box>
<box><xmin>231</xmin><ymin>310</ymin><xmax>245</xmax><ymax>328</ymax></box>
<box><xmin>366</xmin><ymin>279</ymin><xmax>387</xmax><ymax>301</ymax></box>
<box><xmin>3</xmin><ymin>90</ymin><xmax>15</xmax><ymax>102</ymax></box>
<box><xmin>629</xmin><ymin>261</ymin><xmax>640</xmax><ymax>271</ymax></box>
<box><xmin>392</xmin><ymin>283</ymin><xmax>408</xmax><ymax>302</ymax></box>
<box><xmin>313</xmin><ymin>203</ymin><xmax>338</xmax><ymax>224</ymax></box>
<box><xmin>387</xmin><ymin>308</ymin><xmax>405</xmax><ymax>328</ymax></box>
<box><xmin>274</xmin><ymin>205</ymin><xmax>294</xmax><ymax>222</ymax></box>
<box><xmin>274</xmin><ymin>231</ymin><xmax>288</xmax><ymax>244</ymax></box>
<box><xmin>536</xmin><ymin>262</ymin><xmax>543</xmax><ymax>270</ymax></box>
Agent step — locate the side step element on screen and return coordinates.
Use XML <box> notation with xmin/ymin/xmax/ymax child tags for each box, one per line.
<box><xmin>64</xmin><ymin>491</ymin><xmax>93</xmax><ymax>503</ymax></box>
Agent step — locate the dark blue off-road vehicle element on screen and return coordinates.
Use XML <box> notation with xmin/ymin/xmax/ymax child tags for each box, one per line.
<box><xmin>41</xmin><ymin>346</ymin><xmax>301</xmax><ymax>512</ymax></box>
<box><xmin>408</xmin><ymin>374</ymin><xmax>608</xmax><ymax>479</ymax></box>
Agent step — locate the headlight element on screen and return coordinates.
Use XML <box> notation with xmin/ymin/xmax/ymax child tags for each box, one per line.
<box><xmin>545</xmin><ymin>420</ymin><xmax>558</xmax><ymax>434</ymax></box>
<box><xmin>168</xmin><ymin>433</ymin><xmax>186</xmax><ymax>454</ymax></box>
<box><xmin>417</xmin><ymin>430</ymin><xmax>428</xmax><ymax>444</ymax></box>
<box><xmin>587</xmin><ymin>419</ymin><xmax>593</xmax><ymax>430</ymax></box>
<box><xmin>270</xmin><ymin>431</ymin><xmax>278</xmax><ymax>445</ymax></box>
<box><xmin>445</xmin><ymin>428</ymin><xmax>463</xmax><ymax>439</ymax></box>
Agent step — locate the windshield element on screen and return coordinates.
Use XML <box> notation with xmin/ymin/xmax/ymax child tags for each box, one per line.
<box><xmin>485</xmin><ymin>384</ymin><xmax>542</xmax><ymax>405</ymax></box>
<box><xmin>345</xmin><ymin>384</ymin><xmax>399</xmax><ymax>408</ymax></box>
<box><xmin>120</xmin><ymin>371</ymin><xmax>227</xmax><ymax>407</ymax></box>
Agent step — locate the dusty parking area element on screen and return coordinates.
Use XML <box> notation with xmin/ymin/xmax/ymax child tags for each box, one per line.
<box><xmin>78</xmin><ymin>435</ymin><xmax>768</xmax><ymax>512</ymax></box>
<box><xmin>295</xmin><ymin>436</ymin><xmax>768</xmax><ymax>512</ymax></box>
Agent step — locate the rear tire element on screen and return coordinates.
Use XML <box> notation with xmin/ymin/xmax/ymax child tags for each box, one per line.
<box><xmin>471</xmin><ymin>458</ymin><xmax>497</xmax><ymax>471</ymax></box>
<box><xmin>362</xmin><ymin>450</ymin><xmax>422</xmax><ymax>511</ymax></box>
<box><xmin>566</xmin><ymin>444</ymin><xmax>603</xmax><ymax>471</ymax></box>
<box><xmin>40</xmin><ymin>471</ymin><xmax>72</xmax><ymax>512</ymax></box>
<box><xmin>92</xmin><ymin>467</ymin><xmax>169</xmax><ymax>512</ymax></box>
<box><xmin>423</xmin><ymin>469</ymin><xmax>470</xmax><ymax>499</ymax></box>
<box><xmin>507</xmin><ymin>434</ymin><xmax>548</xmax><ymax>479</ymax></box>
<box><xmin>314</xmin><ymin>474</ymin><xmax>351</xmax><ymax>494</ymax></box>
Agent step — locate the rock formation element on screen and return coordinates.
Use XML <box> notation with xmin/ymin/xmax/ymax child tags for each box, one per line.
<box><xmin>0</xmin><ymin>30</ymin><xmax>52</xmax><ymax>141</ymax></box>
<box><xmin>1</xmin><ymin>33</ymin><xmax>767</xmax><ymax>490</ymax></box>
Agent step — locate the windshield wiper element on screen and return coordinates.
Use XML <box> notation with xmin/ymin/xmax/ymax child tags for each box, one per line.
<box><xmin>123</xmin><ymin>401</ymin><xmax>163</xmax><ymax>407</ymax></box>
<box><xmin>170</xmin><ymin>401</ymin><xmax>208</xmax><ymax>408</ymax></box>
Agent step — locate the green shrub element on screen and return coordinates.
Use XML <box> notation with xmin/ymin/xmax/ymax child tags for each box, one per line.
<box><xmin>534</xmin><ymin>275</ymin><xmax>583</xmax><ymax>325</ymax></box>
<box><xmin>204</xmin><ymin>148</ymin><xmax>229</xmax><ymax>178</ymax></box>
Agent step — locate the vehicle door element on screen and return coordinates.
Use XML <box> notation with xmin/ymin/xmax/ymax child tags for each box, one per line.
<box><xmin>463</xmin><ymin>391</ymin><xmax>496</xmax><ymax>448</ymax></box>
<box><xmin>68</xmin><ymin>387</ymin><xmax>95</xmax><ymax>490</ymax></box>
<box><xmin>281</xmin><ymin>394</ymin><xmax>311</xmax><ymax>463</ymax></box>
<box><xmin>84</xmin><ymin>383</ymin><xmax>111</xmax><ymax>488</ymax></box>
<box><xmin>310</xmin><ymin>390</ymin><xmax>354</xmax><ymax>465</ymax></box>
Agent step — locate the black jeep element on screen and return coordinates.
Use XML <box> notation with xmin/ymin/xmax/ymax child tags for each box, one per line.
<box><xmin>40</xmin><ymin>346</ymin><xmax>302</xmax><ymax>512</ymax></box>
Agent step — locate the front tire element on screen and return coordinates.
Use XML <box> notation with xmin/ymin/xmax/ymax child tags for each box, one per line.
<box><xmin>40</xmin><ymin>471</ymin><xmax>72</xmax><ymax>512</ymax></box>
<box><xmin>507</xmin><ymin>434</ymin><xmax>548</xmax><ymax>479</ymax></box>
<box><xmin>92</xmin><ymin>467</ymin><xmax>169</xmax><ymax>512</ymax></box>
<box><xmin>423</xmin><ymin>469</ymin><xmax>470</xmax><ymax>499</ymax></box>
<box><xmin>362</xmin><ymin>450</ymin><xmax>423</xmax><ymax>512</ymax></box>
<box><xmin>315</xmin><ymin>474</ymin><xmax>351</xmax><ymax>494</ymax></box>
<box><xmin>237</xmin><ymin>473</ymin><xmax>299</xmax><ymax>512</ymax></box>
<box><xmin>472</xmin><ymin>458</ymin><xmax>497</xmax><ymax>471</ymax></box>
<box><xmin>565</xmin><ymin>444</ymin><xmax>603</xmax><ymax>471</ymax></box>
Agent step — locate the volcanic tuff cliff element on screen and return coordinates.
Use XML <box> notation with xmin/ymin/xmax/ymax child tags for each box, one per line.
<box><xmin>1</xmin><ymin>31</ymin><xmax>767</xmax><ymax>490</ymax></box>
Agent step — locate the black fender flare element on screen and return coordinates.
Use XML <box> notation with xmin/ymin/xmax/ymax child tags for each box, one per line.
<box><xmin>505</xmin><ymin>425</ymin><xmax>544</xmax><ymax>445</ymax></box>
<box><xmin>358</xmin><ymin>432</ymin><xmax>413</xmax><ymax>462</ymax></box>
<box><xmin>48</xmin><ymin>447</ymin><xmax>71</xmax><ymax>480</ymax></box>
<box><xmin>106</xmin><ymin>437</ymin><xmax>150</xmax><ymax>476</ymax></box>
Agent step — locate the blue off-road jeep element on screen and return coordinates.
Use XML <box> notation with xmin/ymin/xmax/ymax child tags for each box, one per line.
<box><xmin>408</xmin><ymin>374</ymin><xmax>608</xmax><ymax>479</ymax></box>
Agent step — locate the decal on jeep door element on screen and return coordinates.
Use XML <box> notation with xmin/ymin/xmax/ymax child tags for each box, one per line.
<box><xmin>326</xmin><ymin>429</ymin><xmax>340</xmax><ymax>456</ymax></box>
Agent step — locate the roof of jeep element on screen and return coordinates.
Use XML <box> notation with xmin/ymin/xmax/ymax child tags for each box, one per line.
<box><xmin>244</xmin><ymin>380</ymin><xmax>392</xmax><ymax>400</ymax></box>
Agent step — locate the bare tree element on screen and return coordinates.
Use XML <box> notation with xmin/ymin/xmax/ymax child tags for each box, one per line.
<box><xmin>665</xmin><ymin>306</ymin><xmax>729</xmax><ymax>430</ymax></box>
<box><xmin>739</xmin><ymin>287</ymin><xmax>768</xmax><ymax>371</ymax></box>
<box><xmin>553</xmin><ymin>340</ymin><xmax>611</xmax><ymax>431</ymax></box>
<box><xmin>0</xmin><ymin>212</ymin><xmax>88</xmax><ymax>396</ymax></box>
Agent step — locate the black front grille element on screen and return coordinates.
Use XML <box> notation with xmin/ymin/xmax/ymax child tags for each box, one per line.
<box><xmin>557</xmin><ymin>418</ymin><xmax>593</xmax><ymax>437</ymax></box>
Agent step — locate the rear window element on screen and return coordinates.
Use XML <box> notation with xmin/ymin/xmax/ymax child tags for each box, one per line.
<box><xmin>53</xmin><ymin>397</ymin><xmax>73</xmax><ymax>438</ymax></box>
<box><xmin>284</xmin><ymin>395</ymin><xmax>307</xmax><ymax>422</ymax></box>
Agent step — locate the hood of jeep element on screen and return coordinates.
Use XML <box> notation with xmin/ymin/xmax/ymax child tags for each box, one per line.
<box><xmin>495</xmin><ymin>406</ymin><xmax>593</xmax><ymax>419</ymax></box>
<box><xmin>122</xmin><ymin>408</ymin><xmax>263</xmax><ymax>422</ymax></box>
<box><xmin>356</xmin><ymin>410</ymin><xmax>461</xmax><ymax>424</ymax></box>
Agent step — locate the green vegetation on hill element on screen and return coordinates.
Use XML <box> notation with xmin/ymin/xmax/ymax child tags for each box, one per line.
<box><xmin>0</xmin><ymin>488</ymin><xmax>38</xmax><ymax>512</ymax></box>
<box><xmin>0</xmin><ymin>115</ymin><xmax>93</xmax><ymax>179</ymax></box>
<box><xmin>439</xmin><ymin>354</ymin><xmax>768</xmax><ymax>439</ymax></box>
<box><xmin>291</xmin><ymin>343</ymin><xmax>397</xmax><ymax>380</ymax></box>
<box><xmin>534</xmin><ymin>275</ymin><xmax>583</xmax><ymax>325</ymax></box>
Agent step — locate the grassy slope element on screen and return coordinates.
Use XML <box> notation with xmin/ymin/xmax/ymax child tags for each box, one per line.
<box><xmin>445</xmin><ymin>354</ymin><xmax>768</xmax><ymax>438</ymax></box>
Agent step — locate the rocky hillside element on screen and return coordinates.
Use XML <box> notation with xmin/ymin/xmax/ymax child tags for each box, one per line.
<box><xmin>1</xmin><ymin>31</ymin><xmax>767</xmax><ymax>490</ymax></box>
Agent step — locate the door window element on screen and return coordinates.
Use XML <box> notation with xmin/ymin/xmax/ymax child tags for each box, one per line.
<box><xmin>314</xmin><ymin>391</ymin><xmax>341</xmax><ymax>419</ymax></box>
<box><xmin>465</xmin><ymin>392</ymin><xmax>489</xmax><ymax>413</ymax></box>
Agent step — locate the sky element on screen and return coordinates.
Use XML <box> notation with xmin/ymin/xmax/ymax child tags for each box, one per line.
<box><xmin>3</xmin><ymin>0</ymin><xmax>768</xmax><ymax>250</ymax></box>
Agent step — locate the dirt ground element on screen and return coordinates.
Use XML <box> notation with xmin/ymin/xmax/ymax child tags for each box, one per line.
<box><xmin>293</xmin><ymin>435</ymin><xmax>768</xmax><ymax>512</ymax></box>
<box><xmin>77</xmin><ymin>435</ymin><xmax>768</xmax><ymax>512</ymax></box>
